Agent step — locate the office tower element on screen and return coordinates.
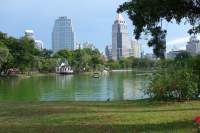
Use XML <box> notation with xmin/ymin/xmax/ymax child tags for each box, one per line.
<box><xmin>75</xmin><ymin>41</ymin><xmax>82</xmax><ymax>50</ymax></box>
<box><xmin>35</xmin><ymin>40</ymin><xmax>44</xmax><ymax>50</ymax></box>
<box><xmin>105</xmin><ymin>45</ymin><xmax>112</xmax><ymax>60</ymax></box>
<box><xmin>24</xmin><ymin>30</ymin><xmax>43</xmax><ymax>50</ymax></box>
<box><xmin>25</xmin><ymin>30</ymin><xmax>35</xmax><ymax>40</ymax></box>
<box><xmin>52</xmin><ymin>16</ymin><xmax>75</xmax><ymax>53</ymax></box>
<box><xmin>82</xmin><ymin>41</ymin><xmax>95</xmax><ymax>50</ymax></box>
<box><xmin>186</xmin><ymin>36</ymin><xmax>200</xmax><ymax>56</ymax></box>
<box><xmin>112</xmin><ymin>14</ymin><xmax>129</xmax><ymax>60</ymax></box>
<box><xmin>130</xmin><ymin>37</ymin><xmax>141</xmax><ymax>58</ymax></box>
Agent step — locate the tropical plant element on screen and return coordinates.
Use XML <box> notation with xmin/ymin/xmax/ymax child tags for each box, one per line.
<box><xmin>147</xmin><ymin>68</ymin><xmax>199</xmax><ymax>100</ymax></box>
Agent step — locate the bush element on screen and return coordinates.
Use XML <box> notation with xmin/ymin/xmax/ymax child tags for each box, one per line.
<box><xmin>191</xmin><ymin>55</ymin><xmax>200</xmax><ymax>93</ymax></box>
<box><xmin>38</xmin><ymin>58</ymin><xmax>57</xmax><ymax>73</ymax></box>
<box><xmin>146</xmin><ymin>68</ymin><xmax>199</xmax><ymax>101</ymax></box>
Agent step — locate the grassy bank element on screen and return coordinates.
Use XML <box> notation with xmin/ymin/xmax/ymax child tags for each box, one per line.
<box><xmin>0</xmin><ymin>100</ymin><xmax>199</xmax><ymax>133</ymax></box>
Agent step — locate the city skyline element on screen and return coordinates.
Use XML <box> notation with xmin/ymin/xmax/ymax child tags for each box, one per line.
<box><xmin>0</xmin><ymin>0</ymin><xmax>199</xmax><ymax>54</ymax></box>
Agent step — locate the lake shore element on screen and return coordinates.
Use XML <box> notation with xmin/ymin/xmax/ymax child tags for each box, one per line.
<box><xmin>0</xmin><ymin>68</ymin><xmax>156</xmax><ymax>78</ymax></box>
<box><xmin>0</xmin><ymin>100</ymin><xmax>199</xmax><ymax>133</ymax></box>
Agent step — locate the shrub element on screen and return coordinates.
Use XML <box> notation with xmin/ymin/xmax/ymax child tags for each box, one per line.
<box><xmin>146</xmin><ymin>68</ymin><xmax>199</xmax><ymax>101</ymax></box>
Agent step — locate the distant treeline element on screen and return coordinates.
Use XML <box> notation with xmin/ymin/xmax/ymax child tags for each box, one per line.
<box><xmin>0</xmin><ymin>32</ymin><xmax>105</xmax><ymax>74</ymax></box>
<box><xmin>0</xmin><ymin>31</ymin><xmax>158</xmax><ymax>75</ymax></box>
<box><xmin>105</xmin><ymin>57</ymin><xmax>156</xmax><ymax>70</ymax></box>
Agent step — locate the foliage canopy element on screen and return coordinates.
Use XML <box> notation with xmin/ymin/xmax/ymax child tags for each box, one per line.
<box><xmin>118</xmin><ymin>0</ymin><xmax>200</xmax><ymax>58</ymax></box>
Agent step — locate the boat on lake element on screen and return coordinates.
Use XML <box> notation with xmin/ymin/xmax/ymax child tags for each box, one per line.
<box><xmin>56</xmin><ymin>62</ymin><xmax>74</xmax><ymax>75</ymax></box>
<box><xmin>92</xmin><ymin>72</ymin><xmax>101</xmax><ymax>78</ymax></box>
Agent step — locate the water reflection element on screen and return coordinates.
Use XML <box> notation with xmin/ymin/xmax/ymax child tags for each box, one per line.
<box><xmin>0</xmin><ymin>72</ymin><xmax>150</xmax><ymax>101</ymax></box>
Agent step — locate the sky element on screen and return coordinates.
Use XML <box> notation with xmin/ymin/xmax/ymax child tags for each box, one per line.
<box><xmin>0</xmin><ymin>0</ymin><xmax>199</xmax><ymax>54</ymax></box>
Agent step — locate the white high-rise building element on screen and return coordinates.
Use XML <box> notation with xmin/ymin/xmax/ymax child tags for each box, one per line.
<box><xmin>24</xmin><ymin>30</ymin><xmax>44</xmax><ymax>50</ymax></box>
<box><xmin>186</xmin><ymin>36</ymin><xmax>200</xmax><ymax>56</ymax></box>
<box><xmin>75</xmin><ymin>41</ymin><xmax>82</xmax><ymax>50</ymax></box>
<box><xmin>112</xmin><ymin>14</ymin><xmax>129</xmax><ymax>60</ymax></box>
<box><xmin>25</xmin><ymin>30</ymin><xmax>35</xmax><ymax>40</ymax></box>
<box><xmin>82</xmin><ymin>41</ymin><xmax>95</xmax><ymax>50</ymax></box>
<box><xmin>130</xmin><ymin>37</ymin><xmax>141</xmax><ymax>58</ymax></box>
<box><xmin>52</xmin><ymin>16</ymin><xmax>75</xmax><ymax>53</ymax></box>
<box><xmin>35</xmin><ymin>40</ymin><xmax>44</xmax><ymax>50</ymax></box>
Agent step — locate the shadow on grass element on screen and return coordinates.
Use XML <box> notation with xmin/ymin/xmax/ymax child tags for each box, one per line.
<box><xmin>1</xmin><ymin>107</ymin><xmax>200</xmax><ymax>117</ymax></box>
<box><xmin>0</xmin><ymin>120</ymin><xmax>196</xmax><ymax>133</ymax></box>
<box><xmin>0</xmin><ymin>100</ymin><xmax>199</xmax><ymax>112</ymax></box>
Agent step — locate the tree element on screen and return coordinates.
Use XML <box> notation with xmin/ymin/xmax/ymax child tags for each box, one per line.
<box><xmin>105</xmin><ymin>60</ymin><xmax>120</xmax><ymax>69</ymax></box>
<box><xmin>4</xmin><ymin>37</ymin><xmax>39</xmax><ymax>72</ymax></box>
<box><xmin>38</xmin><ymin>58</ymin><xmax>57</xmax><ymax>72</ymax></box>
<box><xmin>0</xmin><ymin>32</ymin><xmax>7</xmax><ymax>41</ymax></box>
<box><xmin>66</xmin><ymin>48</ymin><xmax>104</xmax><ymax>72</ymax></box>
<box><xmin>0</xmin><ymin>47</ymin><xmax>9</xmax><ymax>71</ymax></box>
<box><xmin>191</xmin><ymin>55</ymin><xmax>200</xmax><ymax>94</ymax></box>
<box><xmin>0</xmin><ymin>34</ymin><xmax>12</xmax><ymax>72</ymax></box>
<box><xmin>174</xmin><ymin>51</ymin><xmax>192</xmax><ymax>68</ymax></box>
<box><xmin>118</xmin><ymin>0</ymin><xmax>200</xmax><ymax>58</ymax></box>
<box><xmin>147</xmin><ymin>68</ymin><xmax>199</xmax><ymax>100</ymax></box>
<box><xmin>53</xmin><ymin>49</ymin><xmax>73</xmax><ymax>65</ymax></box>
<box><xmin>0</xmin><ymin>31</ymin><xmax>59</xmax><ymax>74</ymax></box>
<box><xmin>40</xmin><ymin>49</ymin><xmax>53</xmax><ymax>58</ymax></box>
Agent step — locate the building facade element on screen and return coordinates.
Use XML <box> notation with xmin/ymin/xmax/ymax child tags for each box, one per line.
<box><xmin>105</xmin><ymin>45</ymin><xmax>112</xmax><ymax>60</ymax></box>
<box><xmin>52</xmin><ymin>16</ymin><xmax>75</xmax><ymax>53</ymax></box>
<box><xmin>35</xmin><ymin>40</ymin><xmax>44</xmax><ymax>50</ymax></box>
<box><xmin>112</xmin><ymin>14</ymin><xmax>129</xmax><ymax>60</ymax></box>
<box><xmin>25</xmin><ymin>30</ymin><xmax>35</xmax><ymax>40</ymax></box>
<box><xmin>75</xmin><ymin>41</ymin><xmax>82</xmax><ymax>50</ymax></box>
<box><xmin>167</xmin><ymin>50</ymin><xmax>186</xmax><ymax>59</ymax></box>
<box><xmin>24</xmin><ymin>30</ymin><xmax>43</xmax><ymax>50</ymax></box>
<box><xmin>129</xmin><ymin>37</ymin><xmax>141</xmax><ymax>58</ymax></box>
<box><xmin>82</xmin><ymin>41</ymin><xmax>95</xmax><ymax>50</ymax></box>
<box><xmin>186</xmin><ymin>36</ymin><xmax>200</xmax><ymax>56</ymax></box>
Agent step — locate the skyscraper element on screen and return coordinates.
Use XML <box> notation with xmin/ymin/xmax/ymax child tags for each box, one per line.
<box><xmin>130</xmin><ymin>37</ymin><xmax>141</xmax><ymax>58</ymax></box>
<box><xmin>186</xmin><ymin>36</ymin><xmax>200</xmax><ymax>56</ymax></box>
<box><xmin>105</xmin><ymin>45</ymin><xmax>112</xmax><ymax>60</ymax></box>
<box><xmin>24</xmin><ymin>30</ymin><xmax>44</xmax><ymax>50</ymax></box>
<box><xmin>35</xmin><ymin>40</ymin><xmax>44</xmax><ymax>50</ymax></box>
<box><xmin>52</xmin><ymin>16</ymin><xmax>75</xmax><ymax>53</ymax></box>
<box><xmin>112</xmin><ymin>14</ymin><xmax>129</xmax><ymax>61</ymax></box>
<box><xmin>75</xmin><ymin>41</ymin><xmax>82</xmax><ymax>50</ymax></box>
<box><xmin>25</xmin><ymin>30</ymin><xmax>35</xmax><ymax>40</ymax></box>
<box><xmin>82</xmin><ymin>41</ymin><xmax>95</xmax><ymax>50</ymax></box>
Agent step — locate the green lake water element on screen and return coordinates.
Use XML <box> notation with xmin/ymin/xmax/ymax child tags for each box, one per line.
<box><xmin>0</xmin><ymin>72</ymin><xmax>150</xmax><ymax>101</ymax></box>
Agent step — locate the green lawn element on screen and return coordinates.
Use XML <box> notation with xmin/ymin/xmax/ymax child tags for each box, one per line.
<box><xmin>0</xmin><ymin>100</ymin><xmax>199</xmax><ymax>133</ymax></box>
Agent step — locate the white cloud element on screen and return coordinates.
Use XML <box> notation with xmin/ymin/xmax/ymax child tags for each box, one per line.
<box><xmin>166</xmin><ymin>35</ymin><xmax>200</xmax><ymax>52</ymax></box>
<box><xmin>167</xmin><ymin>37</ymin><xmax>189</xmax><ymax>46</ymax></box>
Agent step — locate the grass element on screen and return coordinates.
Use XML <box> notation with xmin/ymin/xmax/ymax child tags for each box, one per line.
<box><xmin>0</xmin><ymin>100</ymin><xmax>199</xmax><ymax>133</ymax></box>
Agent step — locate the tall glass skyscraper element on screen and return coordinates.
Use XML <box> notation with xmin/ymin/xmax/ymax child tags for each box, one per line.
<box><xmin>52</xmin><ymin>16</ymin><xmax>75</xmax><ymax>53</ymax></box>
<box><xmin>112</xmin><ymin>14</ymin><xmax>129</xmax><ymax>61</ymax></box>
